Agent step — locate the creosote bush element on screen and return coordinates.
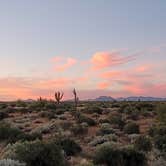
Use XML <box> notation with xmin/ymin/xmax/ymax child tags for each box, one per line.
<box><xmin>0</xmin><ymin>122</ymin><xmax>41</xmax><ymax>143</ymax></box>
<box><xmin>108</xmin><ymin>113</ymin><xmax>125</xmax><ymax>129</ymax></box>
<box><xmin>157</xmin><ymin>104</ymin><xmax>166</xmax><ymax>125</ymax></box>
<box><xmin>93</xmin><ymin>143</ymin><xmax>147</xmax><ymax>166</ymax></box>
<box><xmin>148</xmin><ymin>125</ymin><xmax>166</xmax><ymax>153</ymax></box>
<box><xmin>55</xmin><ymin>138</ymin><xmax>82</xmax><ymax>156</ymax></box>
<box><xmin>134</xmin><ymin>135</ymin><xmax>152</xmax><ymax>152</ymax></box>
<box><xmin>3</xmin><ymin>140</ymin><xmax>66</xmax><ymax>166</ymax></box>
<box><xmin>97</xmin><ymin>123</ymin><xmax>114</xmax><ymax>136</ymax></box>
<box><xmin>83</xmin><ymin>106</ymin><xmax>103</xmax><ymax>114</ymax></box>
<box><xmin>124</xmin><ymin>122</ymin><xmax>140</xmax><ymax>134</ymax></box>
<box><xmin>76</xmin><ymin>113</ymin><xmax>96</xmax><ymax>126</ymax></box>
<box><xmin>71</xmin><ymin>124</ymin><xmax>88</xmax><ymax>136</ymax></box>
<box><xmin>0</xmin><ymin>111</ymin><xmax>8</xmax><ymax>120</ymax></box>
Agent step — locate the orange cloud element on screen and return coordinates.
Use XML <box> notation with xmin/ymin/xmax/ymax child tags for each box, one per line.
<box><xmin>97</xmin><ymin>82</ymin><xmax>111</xmax><ymax>89</ymax></box>
<box><xmin>91</xmin><ymin>52</ymin><xmax>136</xmax><ymax>70</ymax></box>
<box><xmin>51</xmin><ymin>56</ymin><xmax>77</xmax><ymax>71</ymax></box>
<box><xmin>135</xmin><ymin>64</ymin><xmax>152</xmax><ymax>72</ymax></box>
<box><xmin>0</xmin><ymin>77</ymin><xmax>74</xmax><ymax>100</ymax></box>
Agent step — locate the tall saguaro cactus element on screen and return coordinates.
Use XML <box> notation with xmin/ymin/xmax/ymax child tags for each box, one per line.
<box><xmin>55</xmin><ymin>91</ymin><xmax>64</xmax><ymax>104</ymax></box>
<box><xmin>73</xmin><ymin>88</ymin><xmax>79</xmax><ymax>110</ymax></box>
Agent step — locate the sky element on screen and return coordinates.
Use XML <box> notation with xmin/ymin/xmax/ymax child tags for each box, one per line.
<box><xmin>0</xmin><ymin>0</ymin><xmax>166</xmax><ymax>100</ymax></box>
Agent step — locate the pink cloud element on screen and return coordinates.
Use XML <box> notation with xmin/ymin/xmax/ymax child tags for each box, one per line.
<box><xmin>97</xmin><ymin>82</ymin><xmax>111</xmax><ymax>89</ymax></box>
<box><xmin>91</xmin><ymin>52</ymin><xmax>136</xmax><ymax>70</ymax></box>
<box><xmin>51</xmin><ymin>56</ymin><xmax>77</xmax><ymax>71</ymax></box>
<box><xmin>100</xmin><ymin>71</ymin><xmax>122</xmax><ymax>79</ymax></box>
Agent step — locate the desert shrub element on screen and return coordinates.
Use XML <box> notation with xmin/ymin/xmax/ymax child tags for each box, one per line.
<box><xmin>32</xmin><ymin>122</ymin><xmax>58</xmax><ymax>134</ymax></box>
<box><xmin>3</xmin><ymin>140</ymin><xmax>66</xmax><ymax>166</ymax></box>
<box><xmin>0</xmin><ymin>122</ymin><xmax>41</xmax><ymax>143</ymax></box>
<box><xmin>151</xmin><ymin>156</ymin><xmax>166</xmax><ymax>166</ymax></box>
<box><xmin>97</xmin><ymin>123</ymin><xmax>114</xmax><ymax>136</ymax></box>
<box><xmin>124</xmin><ymin>105</ymin><xmax>133</xmax><ymax>114</ymax></box>
<box><xmin>0</xmin><ymin>103</ymin><xmax>8</xmax><ymax>109</ymax></box>
<box><xmin>71</xmin><ymin>124</ymin><xmax>88</xmax><ymax>136</ymax></box>
<box><xmin>15</xmin><ymin>100</ymin><xmax>27</xmax><ymax>107</ymax></box>
<box><xmin>0</xmin><ymin>159</ymin><xmax>26</xmax><ymax>166</ymax></box>
<box><xmin>56</xmin><ymin>138</ymin><xmax>82</xmax><ymax>156</ymax></box>
<box><xmin>60</xmin><ymin>121</ymin><xmax>72</xmax><ymax>130</ymax></box>
<box><xmin>28</xmin><ymin>99</ymin><xmax>48</xmax><ymax>112</ymax></box>
<box><xmin>77</xmin><ymin>114</ymin><xmax>96</xmax><ymax>126</ymax></box>
<box><xmin>0</xmin><ymin>111</ymin><xmax>8</xmax><ymax>120</ymax></box>
<box><xmin>134</xmin><ymin>135</ymin><xmax>152</xmax><ymax>152</ymax></box>
<box><xmin>111</xmin><ymin>103</ymin><xmax>120</xmax><ymax>108</ymax></box>
<box><xmin>2</xmin><ymin>107</ymin><xmax>17</xmax><ymax>113</ymax></box>
<box><xmin>122</xmin><ymin>146</ymin><xmax>147</xmax><ymax>166</ymax></box>
<box><xmin>44</xmin><ymin>101</ymin><xmax>56</xmax><ymax>110</ymax></box>
<box><xmin>98</xmin><ymin>118</ymin><xmax>110</xmax><ymax>124</ymax></box>
<box><xmin>56</xmin><ymin>109</ymin><xmax>66</xmax><ymax>115</ymax></box>
<box><xmin>127</xmin><ymin>110</ymin><xmax>140</xmax><ymax>120</ymax></box>
<box><xmin>93</xmin><ymin>143</ymin><xmax>124</xmax><ymax>166</ymax></box>
<box><xmin>108</xmin><ymin>113</ymin><xmax>125</xmax><ymax>129</ymax></box>
<box><xmin>93</xmin><ymin>143</ymin><xmax>147</xmax><ymax>166</ymax></box>
<box><xmin>20</xmin><ymin>132</ymin><xmax>42</xmax><ymax>141</ymax></box>
<box><xmin>124</xmin><ymin>122</ymin><xmax>140</xmax><ymax>134</ymax></box>
<box><xmin>83</xmin><ymin>106</ymin><xmax>103</xmax><ymax>114</ymax></box>
<box><xmin>39</xmin><ymin>111</ymin><xmax>55</xmax><ymax>119</ymax></box>
<box><xmin>89</xmin><ymin>136</ymin><xmax>111</xmax><ymax>147</ymax></box>
<box><xmin>148</xmin><ymin>125</ymin><xmax>166</xmax><ymax>153</ymax></box>
<box><xmin>154</xmin><ymin>135</ymin><xmax>166</xmax><ymax>153</ymax></box>
<box><xmin>157</xmin><ymin>104</ymin><xmax>166</xmax><ymax>125</ymax></box>
<box><xmin>148</xmin><ymin>125</ymin><xmax>166</xmax><ymax>137</ymax></box>
<box><xmin>0</xmin><ymin>122</ymin><xmax>23</xmax><ymax>143</ymax></box>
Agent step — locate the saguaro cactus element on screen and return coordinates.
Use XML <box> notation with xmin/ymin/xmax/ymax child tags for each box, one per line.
<box><xmin>73</xmin><ymin>88</ymin><xmax>79</xmax><ymax>110</ymax></box>
<box><xmin>55</xmin><ymin>91</ymin><xmax>64</xmax><ymax>104</ymax></box>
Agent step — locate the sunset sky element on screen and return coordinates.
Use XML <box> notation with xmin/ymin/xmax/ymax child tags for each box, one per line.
<box><xmin>0</xmin><ymin>0</ymin><xmax>166</xmax><ymax>100</ymax></box>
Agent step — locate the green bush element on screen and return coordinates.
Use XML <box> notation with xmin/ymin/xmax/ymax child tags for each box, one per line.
<box><xmin>122</xmin><ymin>146</ymin><xmax>147</xmax><ymax>166</ymax></box>
<box><xmin>0</xmin><ymin>123</ymin><xmax>23</xmax><ymax>143</ymax></box>
<box><xmin>44</xmin><ymin>101</ymin><xmax>56</xmax><ymax>110</ymax></box>
<box><xmin>15</xmin><ymin>100</ymin><xmax>27</xmax><ymax>107</ymax></box>
<box><xmin>124</xmin><ymin>122</ymin><xmax>140</xmax><ymax>134</ymax></box>
<box><xmin>39</xmin><ymin>111</ymin><xmax>55</xmax><ymax>119</ymax></box>
<box><xmin>97</xmin><ymin>123</ymin><xmax>114</xmax><ymax>136</ymax></box>
<box><xmin>0</xmin><ymin>122</ymin><xmax>41</xmax><ymax>143</ymax></box>
<box><xmin>93</xmin><ymin>143</ymin><xmax>147</xmax><ymax>166</ymax></box>
<box><xmin>4</xmin><ymin>140</ymin><xmax>66</xmax><ymax>166</ymax></box>
<box><xmin>148</xmin><ymin>125</ymin><xmax>166</xmax><ymax>153</ymax></box>
<box><xmin>157</xmin><ymin>104</ymin><xmax>166</xmax><ymax>125</ymax></box>
<box><xmin>83</xmin><ymin>106</ymin><xmax>103</xmax><ymax>114</ymax></box>
<box><xmin>134</xmin><ymin>135</ymin><xmax>152</xmax><ymax>152</ymax></box>
<box><xmin>0</xmin><ymin>103</ymin><xmax>8</xmax><ymax>109</ymax></box>
<box><xmin>109</xmin><ymin>114</ymin><xmax>125</xmax><ymax>129</ymax></box>
<box><xmin>56</xmin><ymin>138</ymin><xmax>82</xmax><ymax>156</ymax></box>
<box><xmin>148</xmin><ymin>125</ymin><xmax>166</xmax><ymax>137</ymax></box>
<box><xmin>0</xmin><ymin>111</ymin><xmax>8</xmax><ymax>120</ymax></box>
<box><xmin>76</xmin><ymin>114</ymin><xmax>96</xmax><ymax>126</ymax></box>
<box><xmin>71</xmin><ymin>124</ymin><xmax>88</xmax><ymax>136</ymax></box>
<box><xmin>93</xmin><ymin>143</ymin><xmax>124</xmax><ymax>166</ymax></box>
<box><xmin>154</xmin><ymin>135</ymin><xmax>166</xmax><ymax>153</ymax></box>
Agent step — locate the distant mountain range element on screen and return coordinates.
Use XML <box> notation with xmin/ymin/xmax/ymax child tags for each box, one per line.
<box><xmin>93</xmin><ymin>96</ymin><xmax>166</xmax><ymax>101</ymax></box>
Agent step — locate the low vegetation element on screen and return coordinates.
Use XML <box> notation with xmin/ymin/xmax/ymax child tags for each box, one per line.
<box><xmin>0</xmin><ymin>100</ymin><xmax>165</xmax><ymax>165</ymax></box>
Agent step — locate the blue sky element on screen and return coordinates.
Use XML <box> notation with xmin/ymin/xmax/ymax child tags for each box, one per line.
<box><xmin>0</xmin><ymin>0</ymin><xmax>166</xmax><ymax>100</ymax></box>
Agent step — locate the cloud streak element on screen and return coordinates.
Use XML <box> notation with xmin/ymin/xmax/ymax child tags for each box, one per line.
<box><xmin>51</xmin><ymin>56</ymin><xmax>77</xmax><ymax>71</ymax></box>
<box><xmin>90</xmin><ymin>52</ymin><xmax>137</xmax><ymax>70</ymax></box>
